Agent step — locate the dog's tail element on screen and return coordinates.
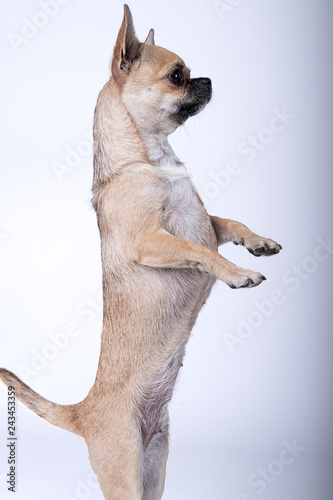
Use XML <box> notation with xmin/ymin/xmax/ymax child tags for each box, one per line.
<box><xmin>0</xmin><ymin>368</ymin><xmax>82</xmax><ymax>436</ymax></box>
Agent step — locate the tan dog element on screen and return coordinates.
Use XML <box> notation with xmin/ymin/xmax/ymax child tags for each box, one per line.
<box><xmin>0</xmin><ymin>5</ymin><xmax>282</xmax><ymax>500</ymax></box>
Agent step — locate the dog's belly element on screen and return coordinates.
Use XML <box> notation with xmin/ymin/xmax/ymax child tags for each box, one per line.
<box><xmin>137</xmin><ymin>177</ymin><xmax>217</xmax><ymax>447</ymax></box>
<box><xmin>159</xmin><ymin>175</ymin><xmax>217</xmax><ymax>340</ymax></box>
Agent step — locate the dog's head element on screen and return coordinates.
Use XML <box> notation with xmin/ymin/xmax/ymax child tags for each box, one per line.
<box><xmin>111</xmin><ymin>5</ymin><xmax>212</xmax><ymax>135</ymax></box>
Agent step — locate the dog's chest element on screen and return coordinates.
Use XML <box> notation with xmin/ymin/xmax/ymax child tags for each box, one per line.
<box><xmin>161</xmin><ymin>165</ymin><xmax>216</xmax><ymax>249</ymax></box>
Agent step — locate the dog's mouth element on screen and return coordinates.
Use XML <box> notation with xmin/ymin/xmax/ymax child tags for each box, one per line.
<box><xmin>171</xmin><ymin>77</ymin><xmax>212</xmax><ymax>125</ymax></box>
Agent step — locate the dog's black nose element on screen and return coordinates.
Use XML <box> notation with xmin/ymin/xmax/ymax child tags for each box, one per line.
<box><xmin>192</xmin><ymin>77</ymin><xmax>212</xmax><ymax>102</ymax></box>
<box><xmin>196</xmin><ymin>78</ymin><xmax>212</xmax><ymax>87</ymax></box>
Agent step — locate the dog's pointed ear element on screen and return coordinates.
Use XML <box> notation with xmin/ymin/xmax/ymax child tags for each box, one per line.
<box><xmin>144</xmin><ymin>28</ymin><xmax>155</xmax><ymax>46</ymax></box>
<box><xmin>111</xmin><ymin>5</ymin><xmax>141</xmax><ymax>86</ymax></box>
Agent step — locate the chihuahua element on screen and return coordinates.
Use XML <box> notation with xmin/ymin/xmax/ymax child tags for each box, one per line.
<box><xmin>0</xmin><ymin>5</ymin><xmax>282</xmax><ymax>500</ymax></box>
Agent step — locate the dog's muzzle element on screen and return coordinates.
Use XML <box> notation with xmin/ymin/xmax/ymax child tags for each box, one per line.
<box><xmin>172</xmin><ymin>77</ymin><xmax>212</xmax><ymax>125</ymax></box>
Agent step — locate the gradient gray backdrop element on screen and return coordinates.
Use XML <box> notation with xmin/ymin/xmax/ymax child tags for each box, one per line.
<box><xmin>0</xmin><ymin>1</ymin><xmax>332</xmax><ymax>499</ymax></box>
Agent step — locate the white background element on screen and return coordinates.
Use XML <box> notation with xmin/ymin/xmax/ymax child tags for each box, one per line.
<box><xmin>0</xmin><ymin>1</ymin><xmax>332</xmax><ymax>499</ymax></box>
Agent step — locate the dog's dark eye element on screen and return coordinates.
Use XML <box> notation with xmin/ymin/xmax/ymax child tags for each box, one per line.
<box><xmin>169</xmin><ymin>69</ymin><xmax>185</xmax><ymax>87</ymax></box>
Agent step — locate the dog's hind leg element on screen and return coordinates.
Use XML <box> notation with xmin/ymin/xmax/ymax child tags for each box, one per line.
<box><xmin>142</xmin><ymin>416</ymin><xmax>170</xmax><ymax>500</ymax></box>
<box><xmin>84</xmin><ymin>410</ymin><xmax>143</xmax><ymax>500</ymax></box>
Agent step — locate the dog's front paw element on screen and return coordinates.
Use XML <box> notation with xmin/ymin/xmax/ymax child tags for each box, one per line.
<box><xmin>234</xmin><ymin>236</ymin><xmax>282</xmax><ymax>257</ymax></box>
<box><xmin>228</xmin><ymin>268</ymin><xmax>266</xmax><ymax>289</ymax></box>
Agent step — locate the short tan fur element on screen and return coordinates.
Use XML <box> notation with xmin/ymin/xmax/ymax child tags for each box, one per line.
<box><xmin>0</xmin><ymin>5</ymin><xmax>282</xmax><ymax>499</ymax></box>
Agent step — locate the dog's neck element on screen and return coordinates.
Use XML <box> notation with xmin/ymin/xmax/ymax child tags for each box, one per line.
<box><xmin>142</xmin><ymin>132</ymin><xmax>189</xmax><ymax>182</ymax></box>
<box><xmin>141</xmin><ymin>132</ymin><xmax>182</xmax><ymax>168</ymax></box>
<box><xmin>92</xmin><ymin>78</ymin><xmax>186</xmax><ymax>192</ymax></box>
<box><xmin>92</xmin><ymin>78</ymin><xmax>148</xmax><ymax>191</ymax></box>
